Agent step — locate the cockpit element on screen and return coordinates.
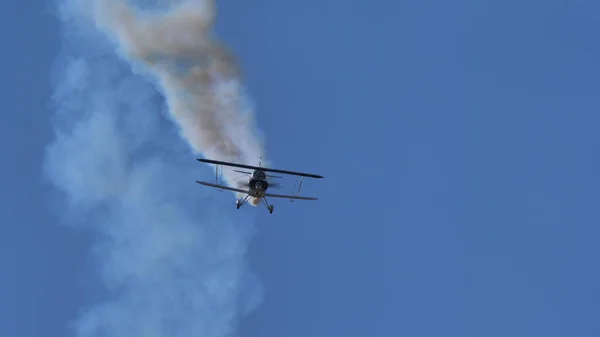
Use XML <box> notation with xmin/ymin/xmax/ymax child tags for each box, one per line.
<box><xmin>252</xmin><ymin>171</ymin><xmax>266</xmax><ymax>180</ymax></box>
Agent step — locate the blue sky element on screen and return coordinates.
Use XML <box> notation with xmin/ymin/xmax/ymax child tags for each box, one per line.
<box><xmin>3</xmin><ymin>0</ymin><xmax>600</xmax><ymax>336</ymax></box>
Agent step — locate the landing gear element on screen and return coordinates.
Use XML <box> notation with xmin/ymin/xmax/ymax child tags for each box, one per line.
<box><xmin>236</xmin><ymin>195</ymin><xmax>250</xmax><ymax>209</ymax></box>
<box><xmin>262</xmin><ymin>197</ymin><xmax>274</xmax><ymax>214</ymax></box>
<box><xmin>236</xmin><ymin>195</ymin><xmax>274</xmax><ymax>214</ymax></box>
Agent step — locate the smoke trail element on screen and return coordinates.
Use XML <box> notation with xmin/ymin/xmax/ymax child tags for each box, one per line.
<box><xmin>45</xmin><ymin>0</ymin><xmax>265</xmax><ymax>336</ymax></box>
<box><xmin>63</xmin><ymin>0</ymin><xmax>267</xmax><ymax>203</ymax></box>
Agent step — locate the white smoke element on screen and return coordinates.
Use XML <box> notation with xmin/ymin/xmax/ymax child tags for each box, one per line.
<box><xmin>44</xmin><ymin>0</ymin><xmax>265</xmax><ymax>336</ymax></box>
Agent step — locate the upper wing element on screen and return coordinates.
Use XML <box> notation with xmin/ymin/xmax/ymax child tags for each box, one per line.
<box><xmin>195</xmin><ymin>181</ymin><xmax>249</xmax><ymax>194</ymax></box>
<box><xmin>197</xmin><ymin>158</ymin><xmax>324</xmax><ymax>179</ymax></box>
<box><xmin>264</xmin><ymin>192</ymin><xmax>318</xmax><ymax>201</ymax></box>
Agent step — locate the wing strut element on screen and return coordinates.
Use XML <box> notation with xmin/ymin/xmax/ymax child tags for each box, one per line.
<box><xmin>290</xmin><ymin>176</ymin><xmax>305</xmax><ymax>202</ymax></box>
<box><xmin>214</xmin><ymin>163</ymin><xmax>225</xmax><ymax>190</ymax></box>
<box><xmin>215</xmin><ymin>163</ymin><xmax>219</xmax><ymax>184</ymax></box>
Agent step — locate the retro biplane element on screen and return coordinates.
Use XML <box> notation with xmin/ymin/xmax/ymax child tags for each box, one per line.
<box><xmin>195</xmin><ymin>158</ymin><xmax>324</xmax><ymax>214</ymax></box>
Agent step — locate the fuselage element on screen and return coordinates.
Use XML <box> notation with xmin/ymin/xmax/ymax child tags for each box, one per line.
<box><xmin>248</xmin><ymin>170</ymin><xmax>269</xmax><ymax>198</ymax></box>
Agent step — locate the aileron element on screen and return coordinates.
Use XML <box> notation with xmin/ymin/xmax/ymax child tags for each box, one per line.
<box><xmin>264</xmin><ymin>193</ymin><xmax>318</xmax><ymax>201</ymax></box>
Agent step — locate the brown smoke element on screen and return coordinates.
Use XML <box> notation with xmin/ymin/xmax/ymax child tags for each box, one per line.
<box><xmin>91</xmin><ymin>0</ymin><xmax>265</xmax><ymax>204</ymax></box>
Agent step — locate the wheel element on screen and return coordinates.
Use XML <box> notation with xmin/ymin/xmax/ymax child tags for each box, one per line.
<box><xmin>268</xmin><ymin>205</ymin><xmax>274</xmax><ymax>214</ymax></box>
<box><xmin>236</xmin><ymin>200</ymin><xmax>240</xmax><ymax>209</ymax></box>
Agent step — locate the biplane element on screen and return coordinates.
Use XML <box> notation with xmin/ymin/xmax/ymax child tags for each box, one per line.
<box><xmin>195</xmin><ymin>158</ymin><xmax>324</xmax><ymax>214</ymax></box>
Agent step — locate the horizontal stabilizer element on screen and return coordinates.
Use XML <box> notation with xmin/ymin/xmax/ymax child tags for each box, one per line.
<box><xmin>195</xmin><ymin>181</ymin><xmax>249</xmax><ymax>195</ymax></box>
<box><xmin>233</xmin><ymin>170</ymin><xmax>253</xmax><ymax>175</ymax></box>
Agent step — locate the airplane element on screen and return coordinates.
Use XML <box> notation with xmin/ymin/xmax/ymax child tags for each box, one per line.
<box><xmin>195</xmin><ymin>157</ymin><xmax>324</xmax><ymax>214</ymax></box>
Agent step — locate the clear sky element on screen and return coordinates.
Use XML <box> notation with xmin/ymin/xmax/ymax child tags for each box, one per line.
<box><xmin>3</xmin><ymin>0</ymin><xmax>600</xmax><ymax>336</ymax></box>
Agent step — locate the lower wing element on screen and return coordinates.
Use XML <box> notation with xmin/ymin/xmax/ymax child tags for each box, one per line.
<box><xmin>195</xmin><ymin>181</ymin><xmax>249</xmax><ymax>194</ymax></box>
<box><xmin>264</xmin><ymin>192</ymin><xmax>318</xmax><ymax>201</ymax></box>
<box><xmin>196</xmin><ymin>181</ymin><xmax>317</xmax><ymax>200</ymax></box>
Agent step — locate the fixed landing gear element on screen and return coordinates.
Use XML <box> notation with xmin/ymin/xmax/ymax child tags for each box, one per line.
<box><xmin>235</xmin><ymin>195</ymin><xmax>274</xmax><ymax>214</ymax></box>
<box><xmin>236</xmin><ymin>195</ymin><xmax>250</xmax><ymax>209</ymax></box>
<box><xmin>262</xmin><ymin>197</ymin><xmax>274</xmax><ymax>214</ymax></box>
